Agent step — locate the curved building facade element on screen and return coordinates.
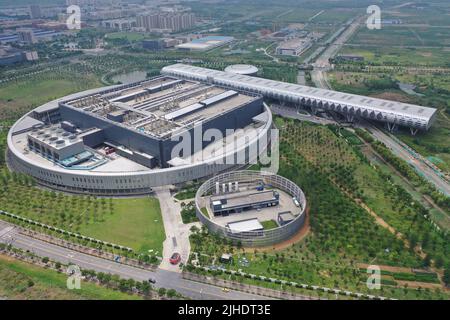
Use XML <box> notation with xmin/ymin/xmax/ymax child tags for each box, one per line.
<box><xmin>195</xmin><ymin>171</ymin><xmax>307</xmax><ymax>247</ymax></box>
<box><xmin>7</xmin><ymin>77</ymin><xmax>273</xmax><ymax>195</ymax></box>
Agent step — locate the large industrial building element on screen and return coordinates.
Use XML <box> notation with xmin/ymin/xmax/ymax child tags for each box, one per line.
<box><xmin>176</xmin><ymin>36</ymin><xmax>234</xmax><ymax>52</ymax></box>
<box><xmin>162</xmin><ymin>64</ymin><xmax>438</xmax><ymax>133</ymax></box>
<box><xmin>7</xmin><ymin>76</ymin><xmax>273</xmax><ymax>195</ymax></box>
<box><xmin>195</xmin><ymin>171</ymin><xmax>307</xmax><ymax>247</ymax></box>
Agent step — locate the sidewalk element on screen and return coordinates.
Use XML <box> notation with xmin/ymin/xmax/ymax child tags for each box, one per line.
<box><xmin>154</xmin><ymin>187</ymin><xmax>200</xmax><ymax>272</ymax></box>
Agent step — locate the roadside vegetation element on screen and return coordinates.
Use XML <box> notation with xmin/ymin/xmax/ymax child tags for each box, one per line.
<box><xmin>355</xmin><ymin>128</ymin><xmax>450</xmax><ymax>213</ymax></box>
<box><xmin>0</xmin><ymin>251</ymin><xmax>141</xmax><ymax>300</ymax></box>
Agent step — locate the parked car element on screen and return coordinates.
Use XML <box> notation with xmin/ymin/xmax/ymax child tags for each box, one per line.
<box><xmin>169</xmin><ymin>252</ymin><xmax>181</xmax><ymax>265</ymax></box>
<box><xmin>148</xmin><ymin>278</ymin><xmax>156</xmax><ymax>284</ymax></box>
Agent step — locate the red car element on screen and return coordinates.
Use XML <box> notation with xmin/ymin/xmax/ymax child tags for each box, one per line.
<box><xmin>169</xmin><ymin>252</ymin><xmax>181</xmax><ymax>265</ymax></box>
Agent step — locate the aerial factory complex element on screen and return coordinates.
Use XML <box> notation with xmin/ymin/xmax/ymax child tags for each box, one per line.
<box><xmin>162</xmin><ymin>64</ymin><xmax>438</xmax><ymax>133</ymax></box>
<box><xmin>7</xmin><ymin>63</ymin><xmax>439</xmax><ymax>196</ymax></box>
<box><xmin>7</xmin><ymin>75</ymin><xmax>272</xmax><ymax>195</ymax></box>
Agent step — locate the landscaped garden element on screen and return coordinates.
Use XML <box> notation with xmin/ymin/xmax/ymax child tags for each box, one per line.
<box><xmin>0</xmin><ymin>170</ymin><xmax>165</xmax><ymax>255</ymax></box>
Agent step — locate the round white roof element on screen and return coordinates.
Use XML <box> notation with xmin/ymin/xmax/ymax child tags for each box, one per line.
<box><xmin>224</xmin><ymin>64</ymin><xmax>259</xmax><ymax>75</ymax></box>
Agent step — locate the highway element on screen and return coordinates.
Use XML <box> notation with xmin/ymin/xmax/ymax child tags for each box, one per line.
<box><xmin>360</xmin><ymin>121</ymin><xmax>450</xmax><ymax>196</ymax></box>
<box><xmin>305</xmin><ymin>13</ymin><xmax>450</xmax><ymax>196</ymax></box>
<box><xmin>311</xmin><ymin>16</ymin><xmax>363</xmax><ymax>89</ymax></box>
<box><xmin>0</xmin><ymin>220</ymin><xmax>271</xmax><ymax>300</ymax></box>
<box><xmin>272</xmin><ymin>103</ymin><xmax>450</xmax><ymax>196</ymax></box>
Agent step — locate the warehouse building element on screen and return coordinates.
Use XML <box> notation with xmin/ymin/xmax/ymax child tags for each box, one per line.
<box><xmin>176</xmin><ymin>36</ymin><xmax>234</xmax><ymax>51</ymax></box>
<box><xmin>162</xmin><ymin>64</ymin><xmax>438</xmax><ymax>133</ymax></box>
<box><xmin>226</xmin><ymin>218</ymin><xmax>264</xmax><ymax>236</ymax></box>
<box><xmin>210</xmin><ymin>190</ymin><xmax>280</xmax><ymax>216</ymax></box>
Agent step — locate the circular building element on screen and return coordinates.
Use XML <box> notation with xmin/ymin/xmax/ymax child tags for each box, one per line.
<box><xmin>195</xmin><ymin>171</ymin><xmax>307</xmax><ymax>247</ymax></box>
<box><xmin>224</xmin><ymin>64</ymin><xmax>259</xmax><ymax>76</ymax></box>
<box><xmin>7</xmin><ymin>76</ymin><xmax>272</xmax><ymax>196</ymax></box>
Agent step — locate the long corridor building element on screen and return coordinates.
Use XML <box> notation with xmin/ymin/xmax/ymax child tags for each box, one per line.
<box><xmin>162</xmin><ymin>64</ymin><xmax>438</xmax><ymax>132</ymax></box>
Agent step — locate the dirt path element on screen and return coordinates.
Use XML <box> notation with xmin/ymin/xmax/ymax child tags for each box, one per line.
<box><xmin>357</xmin><ymin>263</ymin><xmax>412</xmax><ymax>274</ymax></box>
<box><xmin>345</xmin><ymin>189</ymin><xmax>427</xmax><ymax>259</ymax></box>
<box><xmin>395</xmin><ymin>280</ymin><xmax>441</xmax><ymax>290</ymax></box>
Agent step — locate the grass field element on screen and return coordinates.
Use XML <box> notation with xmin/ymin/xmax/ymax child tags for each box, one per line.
<box><xmin>0</xmin><ymin>255</ymin><xmax>141</xmax><ymax>300</ymax></box>
<box><xmin>349</xmin><ymin>26</ymin><xmax>450</xmax><ymax>47</ymax></box>
<box><xmin>74</xmin><ymin>197</ymin><xmax>164</xmax><ymax>255</ymax></box>
<box><xmin>0</xmin><ymin>73</ymin><xmax>101</xmax><ymax>121</ymax></box>
<box><xmin>0</xmin><ymin>173</ymin><xmax>165</xmax><ymax>255</ymax></box>
<box><xmin>105</xmin><ymin>32</ymin><xmax>147</xmax><ymax>42</ymax></box>
<box><xmin>338</xmin><ymin>46</ymin><xmax>450</xmax><ymax>67</ymax></box>
<box><xmin>396</xmin><ymin>114</ymin><xmax>450</xmax><ymax>173</ymax></box>
<box><xmin>383</xmin><ymin>3</ymin><xmax>450</xmax><ymax>26</ymax></box>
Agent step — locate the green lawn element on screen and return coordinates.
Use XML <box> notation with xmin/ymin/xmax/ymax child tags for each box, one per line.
<box><xmin>0</xmin><ymin>75</ymin><xmax>101</xmax><ymax>120</ymax></box>
<box><xmin>105</xmin><ymin>32</ymin><xmax>146</xmax><ymax>42</ymax></box>
<box><xmin>0</xmin><ymin>255</ymin><xmax>141</xmax><ymax>300</ymax></box>
<box><xmin>349</xmin><ymin>26</ymin><xmax>450</xmax><ymax>47</ymax></box>
<box><xmin>396</xmin><ymin>114</ymin><xmax>450</xmax><ymax>174</ymax></box>
<box><xmin>200</xmin><ymin>207</ymin><xmax>210</xmax><ymax>219</ymax></box>
<box><xmin>339</xmin><ymin>46</ymin><xmax>450</xmax><ymax>67</ymax></box>
<box><xmin>261</xmin><ymin>219</ymin><xmax>278</xmax><ymax>230</ymax></box>
<box><xmin>78</xmin><ymin>197</ymin><xmax>165</xmax><ymax>255</ymax></box>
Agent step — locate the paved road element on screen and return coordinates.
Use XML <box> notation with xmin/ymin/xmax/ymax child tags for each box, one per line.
<box><xmin>271</xmin><ymin>104</ymin><xmax>450</xmax><ymax>196</ymax></box>
<box><xmin>0</xmin><ymin>220</ymin><xmax>270</xmax><ymax>300</ymax></box>
<box><xmin>360</xmin><ymin>122</ymin><xmax>450</xmax><ymax>196</ymax></box>
<box><xmin>155</xmin><ymin>187</ymin><xmax>199</xmax><ymax>272</ymax></box>
<box><xmin>304</xmin><ymin>12</ymin><xmax>450</xmax><ymax>196</ymax></box>
<box><xmin>312</xmin><ymin>17</ymin><xmax>362</xmax><ymax>69</ymax></box>
<box><xmin>270</xmin><ymin>104</ymin><xmax>336</xmax><ymax>125</ymax></box>
<box><xmin>311</xmin><ymin>16</ymin><xmax>363</xmax><ymax>89</ymax></box>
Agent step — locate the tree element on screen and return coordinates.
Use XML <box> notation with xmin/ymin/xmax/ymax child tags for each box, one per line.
<box><xmin>166</xmin><ymin>289</ymin><xmax>177</xmax><ymax>298</ymax></box>
<box><xmin>158</xmin><ymin>287</ymin><xmax>166</xmax><ymax>297</ymax></box>
<box><xmin>140</xmin><ymin>281</ymin><xmax>151</xmax><ymax>296</ymax></box>
<box><xmin>443</xmin><ymin>265</ymin><xmax>450</xmax><ymax>288</ymax></box>
<box><xmin>422</xmin><ymin>254</ymin><xmax>431</xmax><ymax>268</ymax></box>
<box><xmin>434</xmin><ymin>255</ymin><xmax>444</xmax><ymax>269</ymax></box>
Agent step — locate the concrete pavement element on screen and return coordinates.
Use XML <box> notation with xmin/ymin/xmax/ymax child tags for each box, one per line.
<box><xmin>154</xmin><ymin>187</ymin><xmax>200</xmax><ymax>272</ymax></box>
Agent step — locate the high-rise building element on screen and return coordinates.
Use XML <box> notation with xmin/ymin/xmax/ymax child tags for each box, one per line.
<box><xmin>17</xmin><ymin>29</ymin><xmax>37</xmax><ymax>44</ymax></box>
<box><xmin>29</xmin><ymin>5</ymin><xmax>42</xmax><ymax>19</ymax></box>
<box><xmin>136</xmin><ymin>12</ymin><xmax>195</xmax><ymax>32</ymax></box>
